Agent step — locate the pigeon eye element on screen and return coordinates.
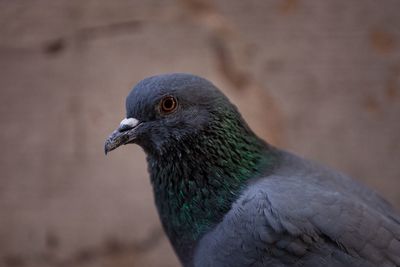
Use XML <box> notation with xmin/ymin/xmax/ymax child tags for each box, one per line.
<box><xmin>160</xmin><ymin>96</ymin><xmax>178</xmax><ymax>114</ymax></box>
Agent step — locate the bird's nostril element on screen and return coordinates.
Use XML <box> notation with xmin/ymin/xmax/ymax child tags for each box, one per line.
<box><xmin>118</xmin><ymin>118</ymin><xmax>139</xmax><ymax>132</ymax></box>
<box><xmin>118</xmin><ymin>124</ymin><xmax>133</xmax><ymax>132</ymax></box>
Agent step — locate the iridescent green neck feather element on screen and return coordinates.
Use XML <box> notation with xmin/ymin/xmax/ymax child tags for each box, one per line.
<box><xmin>146</xmin><ymin>107</ymin><xmax>280</xmax><ymax>263</ymax></box>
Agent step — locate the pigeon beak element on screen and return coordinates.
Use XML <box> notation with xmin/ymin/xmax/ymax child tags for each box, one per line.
<box><xmin>104</xmin><ymin>118</ymin><xmax>141</xmax><ymax>155</ymax></box>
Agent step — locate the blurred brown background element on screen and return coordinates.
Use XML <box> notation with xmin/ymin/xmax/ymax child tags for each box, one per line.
<box><xmin>0</xmin><ymin>1</ymin><xmax>399</xmax><ymax>266</ymax></box>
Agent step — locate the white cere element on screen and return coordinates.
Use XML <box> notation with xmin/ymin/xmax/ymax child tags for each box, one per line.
<box><xmin>120</xmin><ymin>117</ymin><xmax>139</xmax><ymax>128</ymax></box>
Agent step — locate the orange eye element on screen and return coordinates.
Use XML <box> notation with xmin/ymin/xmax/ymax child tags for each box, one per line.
<box><xmin>160</xmin><ymin>96</ymin><xmax>178</xmax><ymax>114</ymax></box>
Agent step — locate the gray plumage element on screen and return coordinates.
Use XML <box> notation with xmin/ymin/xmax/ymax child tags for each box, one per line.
<box><xmin>105</xmin><ymin>73</ymin><xmax>400</xmax><ymax>267</ymax></box>
<box><xmin>196</xmin><ymin>151</ymin><xmax>400</xmax><ymax>267</ymax></box>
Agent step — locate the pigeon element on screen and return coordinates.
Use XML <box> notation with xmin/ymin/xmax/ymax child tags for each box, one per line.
<box><xmin>105</xmin><ymin>73</ymin><xmax>400</xmax><ymax>267</ymax></box>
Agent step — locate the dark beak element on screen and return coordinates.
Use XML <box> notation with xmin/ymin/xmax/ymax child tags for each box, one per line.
<box><xmin>104</xmin><ymin>118</ymin><xmax>141</xmax><ymax>155</ymax></box>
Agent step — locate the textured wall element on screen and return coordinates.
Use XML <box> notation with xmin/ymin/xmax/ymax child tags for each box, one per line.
<box><xmin>0</xmin><ymin>1</ymin><xmax>399</xmax><ymax>266</ymax></box>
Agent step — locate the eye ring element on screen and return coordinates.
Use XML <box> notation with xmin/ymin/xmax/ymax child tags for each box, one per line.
<box><xmin>160</xmin><ymin>96</ymin><xmax>178</xmax><ymax>114</ymax></box>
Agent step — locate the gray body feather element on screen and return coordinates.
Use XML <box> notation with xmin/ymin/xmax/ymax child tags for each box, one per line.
<box><xmin>195</xmin><ymin>150</ymin><xmax>400</xmax><ymax>267</ymax></box>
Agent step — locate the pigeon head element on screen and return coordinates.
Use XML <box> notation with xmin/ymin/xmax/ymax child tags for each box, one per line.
<box><xmin>105</xmin><ymin>73</ymin><xmax>240</xmax><ymax>155</ymax></box>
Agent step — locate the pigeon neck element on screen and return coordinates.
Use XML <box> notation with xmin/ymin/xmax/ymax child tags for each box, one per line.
<box><xmin>146</xmin><ymin>113</ymin><xmax>279</xmax><ymax>264</ymax></box>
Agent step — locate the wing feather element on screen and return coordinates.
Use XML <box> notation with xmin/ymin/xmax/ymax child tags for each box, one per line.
<box><xmin>194</xmin><ymin>176</ymin><xmax>400</xmax><ymax>267</ymax></box>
